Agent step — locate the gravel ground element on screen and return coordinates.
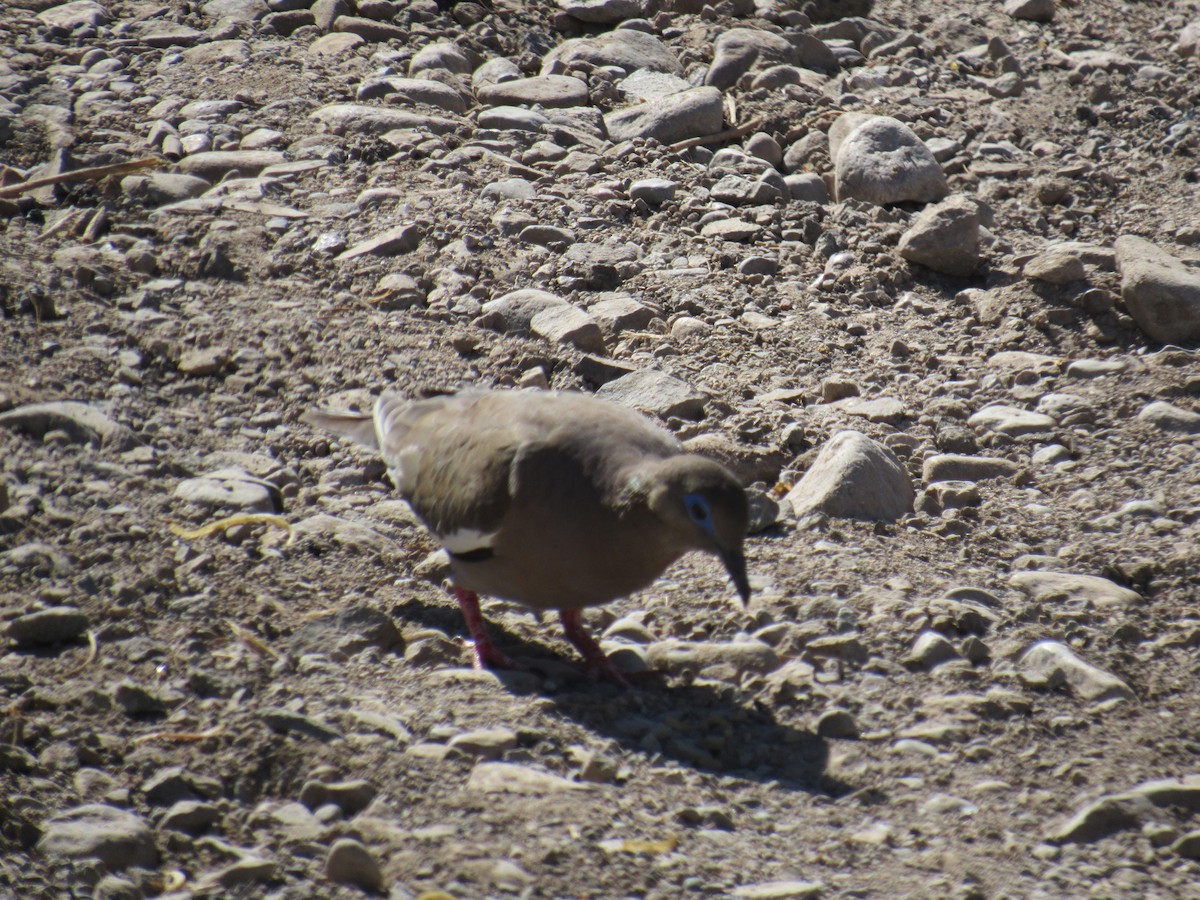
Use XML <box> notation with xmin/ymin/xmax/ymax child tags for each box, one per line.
<box><xmin>2</xmin><ymin>0</ymin><xmax>1200</xmax><ymax>897</ymax></box>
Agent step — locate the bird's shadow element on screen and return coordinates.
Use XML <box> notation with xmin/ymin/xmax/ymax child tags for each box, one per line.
<box><xmin>390</xmin><ymin>596</ymin><xmax>846</xmax><ymax>798</ymax></box>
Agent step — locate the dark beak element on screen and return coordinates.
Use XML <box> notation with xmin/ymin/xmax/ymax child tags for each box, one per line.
<box><xmin>721</xmin><ymin>547</ymin><xmax>751</xmax><ymax>605</ymax></box>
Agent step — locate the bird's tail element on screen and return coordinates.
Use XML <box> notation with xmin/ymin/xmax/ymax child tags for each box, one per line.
<box><xmin>302</xmin><ymin>392</ymin><xmax>456</xmax><ymax>453</ymax></box>
<box><xmin>300</xmin><ymin>408</ymin><xmax>380</xmax><ymax>450</ymax></box>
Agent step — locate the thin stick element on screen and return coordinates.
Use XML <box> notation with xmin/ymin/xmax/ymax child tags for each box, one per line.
<box><xmin>668</xmin><ymin>118</ymin><xmax>764</xmax><ymax>152</ymax></box>
<box><xmin>0</xmin><ymin>157</ymin><xmax>164</xmax><ymax>198</ymax></box>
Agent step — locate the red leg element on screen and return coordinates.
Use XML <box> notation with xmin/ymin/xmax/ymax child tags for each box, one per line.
<box><xmin>454</xmin><ymin>588</ymin><xmax>518</xmax><ymax>671</ymax></box>
<box><xmin>559</xmin><ymin>609</ymin><xmax>631</xmax><ymax>688</ymax></box>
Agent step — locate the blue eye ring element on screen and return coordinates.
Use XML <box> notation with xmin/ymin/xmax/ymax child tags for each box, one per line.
<box><xmin>684</xmin><ymin>493</ymin><xmax>715</xmax><ymax>533</ymax></box>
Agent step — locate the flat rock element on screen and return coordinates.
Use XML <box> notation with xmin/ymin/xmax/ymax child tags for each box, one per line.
<box><xmin>595</xmin><ymin>369</ymin><xmax>707</xmax><ymax>419</ymax></box>
<box><xmin>466</xmin><ymin>762</ymin><xmax>593</xmax><ymax>794</ymax></box>
<box><xmin>1019</xmin><ymin>640</ymin><xmax>1135</xmax><ymax>702</ymax></box>
<box><xmin>202</xmin><ymin>0</ymin><xmax>266</xmax><ymax>21</ymax></box>
<box><xmin>545</xmin><ymin>29</ymin><xmax>681</xmax><ymax>76</ymax></box>
<box><xmin>897</xmin><ymin>195</ymin><xmax>981</xmax><ymax>276</ymax></box>
<box><xmin>0</xmin><ymin>401</ymin><xmax>135</xmax><ymax>449</ymax></box>
<box><xmin>37</xmin><ymin>804</ymin><xmax>158</xmax><ymax>869</ymax></box>
<box><xmin>309</xmin><ymin>32</ymin><xmax>363</xmax><ymax>56</ymax></box>
<box><xmin>530</xmin><ymin>305</ymin><xmax>605</xmax><ymax>352</ymax></box>
<box><xmin>629</xmin><ymin>178</ymin><xmax>677</xmax><ymax>205</ymax></box>
<box><xmin>784</xmin><ymin>430</ymin><xmax>914</xmax><ymax>521</ymax></box>
<box><xmin>968</xmin><ymin>404</ymin><xmax>1056</xmax><ymax>436</ymax></box>
<box><xmin>834</xmin><ymin>396</ymin><xmax>907</xmax><ymax>424</ymax></box>
<box><xmin>618</xmin><ymin>69</ymin><xmax>691</xmax><ymax>102</ymax></box>
<box><xmin>477</xmin><ymin>75</ymin><xmax>589</xmax><ymax>109</ymax></box>
<box><xmin>588</xmin><ymin>295</ymin><xmax>656</xmax><ymax>333</ymax></box>
<box><xmin>8</xmin><ymin>607</ymin><xmax>89</xmax><ymax>646</ymax></box>
<box><xmin>1024</xmin><ymin>246</ymin><xmax>1087</xmax><ymax>284</ymax></box>
<box><xmin>477</xmin><ymin>105</ymin><xmax>547</xmax><ymax>131</ymax></box>
<box><xmin>559</xmin><ymin>0</ymin><xmax>645</xmax><ymax>24</ymax></box>
<box><xmin>700</xmin><ymin>218</ymin><xmax>763</xmax><ymax>242</ymax></box>
<box><xmin>922</xmin><ymin>454</ymin><xmax>1019</xmax><ymax>483</ymax></box>
<box><xmin>1052</xmin><ymin>778</ymin><xmax>1200</xmax><ymax>843</ymax></box>
<box><xmin>178</xmin><ymin>346</ymin><xmax>227</xmax><ymax>376</ymax></box>
<box><xmin>834</xmin><ymin>114</ymin><xmax>949</xmax><ymax>206</ymax></box>
<box><xmin>732</xmin><ymin>881</ymin><xmax>824</xmax><ymax>899</ymax></box>
<box><xmin>604</xmin><ymin>86</ymin><xmax>723</xmax><ymax>144</ymax></box>
<box><xmin>122</xmin><ymin>173</ymin><xmax>211</xmax><ymax>206</ymax></box>
<box><xmin>1115</xmin><ymin>235</ymin><xmax>1200</xmax><ymax>343</ymax></box>
<box><xmin>38</xmin><ymin>0</ymin><xmax>109</xmax><ymax>29</ymax></box>
<box><xmin>447</xmin><ymin>727</ymin><xmax>517</xmax><ymax>758</ymax></box>
<box><xmin>355</xmin><ymin>77</ymin><xmax>467</xmax><ymax>113</ymax></box>
<box><xmin>204</xmin><ymin>856</ymin><xmax>277</xmax><ymax>888</ymax></box>
<box><xmin>1010</xmin><ymin>571</ymin><xmax>1141</xmax><ymax>608</ymax></box>
<box><xmin>174</xmin><ymin>473</ymin><xmax>277</xmax><ymax>514</ymax></box>
<box><xmin>1051</xmin><ymin>793</ymin><xmax>1155</xmax><ymax>843</ymax></box>
<box><xmin>332</xmin><ymin>14</ymin><xmax>405</xmax><ymax>42</ymax></box>
<box><xmin>409</xmin><ymin>41</ymin><xmax>475</xmax><ymax>75</ymax></box>
<box><xmin>177</xmin><ymin>150</ymin><xmax>285</xmax><ymax>180</ymax></box>
<box><xmin>310</xmin><ymin>104</ymin><xmax>463</xmax><ymax>135</ymax></box>
<box><xmin>334</xmin><ymin>224</ymin><xmax>421</xmax><ymax>261</ymax></box>
<box><xmin>646</xmin><ymin>639</ymin><xmax>781</xmax><ymax>674</ymax></box>
<box><xmin>711</xmin><ymin>174</ymin><xmax>781</xmax><ymax>206</ymax></box>
<box><xmin>1137</xmin><ymin>400</ymin><xmax>1200</xmax><ymax>434</ymax></box>
<box><xmin>1065</xmin><ymin>358</ymin><xmax>1126</xmax><ymax>379</ymax></box>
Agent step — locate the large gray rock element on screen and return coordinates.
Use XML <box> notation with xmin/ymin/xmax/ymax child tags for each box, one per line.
<box><xmin>122</xmin><ymin>173</ymin><xmax>212</xmax><ymax>207</ymax></box>
<box><xmin>355</xmin><ymin>77</ymin><xmax>468</xmax><ymax>113</ymax></box>
<box><xmin>1137</xmin><ymin>401</ymin><xmax>1200</xmax><ymax>434</ymax></box>
<box><xmin>478</xmin><ymin>289</ymin><xmax>573</xmax><ymax>334</ymax></box>
<box><xmin>37</xmin><ymin>0</ymin><xmax>110</xmax><ymax>29</ymax></box>
<box><xmin>1052</xmin><ymin>778</ymin><xmax>1200</xmax><ymax>843</ymax></box>
<box><xmin>595</xmin><ymin>369</ymin><xmax>707</xmax><ymax>419</ymax></box>
<box><xmin>409</xmin><ymin>41</ymin><xmax>475</xmax><ymax>75</ymax></box>
<box><xmin>784</xmin><ymin>431</ymin><xmax>914</xmax><ymax>521</ymax></box>
<box><xmin>559</xmin><ymin>0</ymin><xmax>645</xmax><ymax>24</ymax></box>
<box><xmin>477</xmin><ymin>76</ymin><xmax>589</xmax><ymax>109</ymax></box>
<box><xmin>0</xmin><ymin>401</ymin><xmax>135</xmax><ymax>449</ymax></box>
<box><xmin>1019</xmin><ymin>640</ymin><xmax>1134</xmax><ymax>703</ymax></box>
<box><xmin>310</xmin><ymin>104</ymin><xmax>463</xmax><ymax>136</ymax></box>
<box><xmin>544</xmin><ymin>29</ymin><xmax>681</xmax><ymax>76</ymax></box>
<box><xmin>37</xmin><ymin>805</ymin><xmax>158</xmax><ymax>870</ymax></box>
<box><xmin>1005</xmin><ymin>0</ymin><xmax>1055</xmax><ymax>22</ymax></box>
<box><xmin>834</xmin><ymin>115</ymin><xmax>948</xmax><ymax>206</ymax></box>
<box><xmin>706</xmin><ymin>28</ymin><xmax>798</xmax><ymax>90</ymax></box>
<box><xmin>1010</xmin><ymin>571</ymin><xmax>1140</xmax><ymax>608</ymax></box>
<box><xmin>897</xmin><ymin>195</ymin><xmax>981</xmax><ymax>276</ymax></box>
<box><xmin>1114</xmin><ymin>235</ymin><xmax>1200</xmax><ymax>343</ymax></box>
<box><xmin>604</xmin><ymin>87</ymin><xmax>723</xmax><ymax>144</ymax></box>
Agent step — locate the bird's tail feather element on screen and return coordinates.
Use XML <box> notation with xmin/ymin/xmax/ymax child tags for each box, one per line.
<box><xmin>300</xmin><ymin>409</ymin><xmax>381</xmax><ymax>450</ymax></box>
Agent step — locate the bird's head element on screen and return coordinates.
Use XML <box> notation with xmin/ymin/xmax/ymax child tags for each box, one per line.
<box><xmin>641</xmin><ymin>455</ymin><xmax>751</xmax><ymax>604</ymax></box>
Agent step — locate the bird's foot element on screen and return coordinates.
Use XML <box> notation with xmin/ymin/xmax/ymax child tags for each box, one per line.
<box><xmin>559</xmin><ymin>608</ymin><xmax>642</xmax><ymax>689</ymax></box>
<box><xmin>455</xmin><ymin>587</ymin><xmax>522</xmax><ymax>672</ymax></box>
<box><xmin>466</xmin><ymin>637</ymin><xmax>522</xmax><ymax>672</ymax></box>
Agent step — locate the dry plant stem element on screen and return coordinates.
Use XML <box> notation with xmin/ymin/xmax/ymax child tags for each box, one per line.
<box><xmin>0</xmin><ymin>157</ymin><xmax>163</xmax><ymax>198</ymax></box>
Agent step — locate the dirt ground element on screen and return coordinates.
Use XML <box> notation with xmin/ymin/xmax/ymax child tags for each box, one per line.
<box><xmin>2</xmin><ymin>0</ymin><xmax>1200</xmax><ymax>897</ymax></box>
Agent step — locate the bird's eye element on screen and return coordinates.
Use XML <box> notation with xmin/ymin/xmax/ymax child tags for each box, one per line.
<box><xmin>684</xmin><ymin>493</ymin><xmax>712</xmax><ymax>527</ymax></box>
